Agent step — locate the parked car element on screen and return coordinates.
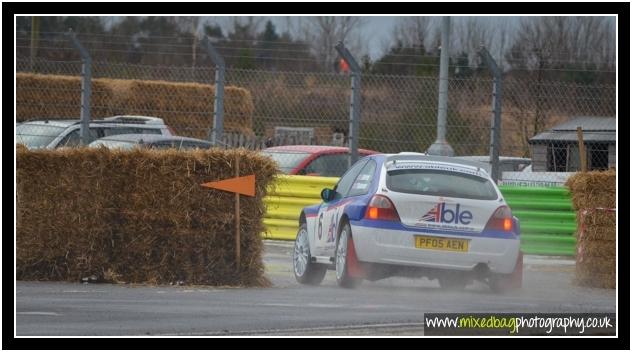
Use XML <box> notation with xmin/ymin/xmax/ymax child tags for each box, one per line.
<box><xmin>293</xmin><ymin>152</ymin><xmax>522</xmax><ymax>292</ymax></box>
<box><xmin>261</xmin><ymin>145</ymin><xmax>378</xmax><ymax>177</ymax></box>
<box><xmin>453</xmin><ymin>156</ymin><xmax>531</xmax><ymax>176</ymax></box>
<box><xmin>88</xmin><ymin>134</ymin><xmax>212</xmax><ymax>150</ymax></box>
<box><xmin>15</xmin><ymin>115</ymin><xmax>174</xmax><ymax>149</ymax></box>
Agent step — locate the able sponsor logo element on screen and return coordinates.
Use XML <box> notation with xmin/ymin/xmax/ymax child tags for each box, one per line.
<box><xmin>420</xmin><ymin>202</ymin><xmax>473</xmax><ymax>225</ymax></box>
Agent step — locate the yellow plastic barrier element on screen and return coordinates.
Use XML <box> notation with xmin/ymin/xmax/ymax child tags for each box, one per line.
<box><xmin>263</xmin><ymin>175</ymin><xmax>338</xmax><ymax>240</ymax></box>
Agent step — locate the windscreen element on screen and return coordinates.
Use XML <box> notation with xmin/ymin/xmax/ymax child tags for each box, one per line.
<box><xmin>16</xmin><ymin>124</ymin><xmax>66</xmax><ymax>148</ymax></box>
<box><xmin>261</xmin><ymin>151</ymin><xmax>310</xmax><ymax>174</ymax></box>
<box><xmin>386</xmin><ymin>169</ymin><xmax>498</xmax><ymax>200</ymax></box>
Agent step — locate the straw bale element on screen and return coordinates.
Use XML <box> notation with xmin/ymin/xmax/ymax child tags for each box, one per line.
<box><xmin>576</xmin><ymin>240</ymin><xmax>616</xmax><ymax>261</ymax></box>
<box><xmin>16</xmin><ymin>73</ymin><xmax>115</xmax><ymax>120</ymax></box>
<box><xmin>574</xmin><ymin>271</ymin><xmax>616</xmax><ymax>289</ymax></box>
<box><xmin>566</xmin><ymin>170</ymin><xmax>616</xmax><ymax>210</ymax></box>
<box><xmin>110</xmin><ymin>79</ymin><xmax>254</xmax><ymax>139</ymax></box>
<box><xmin>577</xmin><ymin>225</ymin><xmax>616</xmax><ymax>242</ymax></box>
<box><xmin>580</xmin><ymin>210</ymin><xmax>616</xmax><ymax>228</ymax></box>
<box><xmin>16</xmin><ymin>73</ymin><xmax>255</xmax><ymax>138</ymax></box>
<box><xmin>576</xmin><ymin>256</ymin><xmax>615</xmax><ymax>274</ymax></box>
<box><xmin>16</xmin><ymin>147</ymin><xmax>278</xmax><ymax>286</ymax></box>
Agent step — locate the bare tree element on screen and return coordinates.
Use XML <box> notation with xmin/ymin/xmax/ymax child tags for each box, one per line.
<box><xmin>223</xmin><ymin>16</ymin><xmax>265</xmax><ymax>40</ymax></box>
<box><xmin>301</xmin><ymin>16</ymin><xmax>367</xmax><ymax>69</ymax></box>
<box><xmin>453</xmin><ymin>17</ymin><xmax>493</xmax><ymax>65</ymax></box>
<box><xmin>176</xmin><ymin>16</ymin><xmax>202</xmax><ymax>68</ymax></box>
<box><xmin>392</xmin><ymin>16</ymin><xmax>435</xmax><ymax>50</ymax></box>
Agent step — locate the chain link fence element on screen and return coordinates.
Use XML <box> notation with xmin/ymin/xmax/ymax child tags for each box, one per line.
<box><xmin>15</xmin><ymin>31</ymin><xmax>616</xmax><ymax>184</ymax></box>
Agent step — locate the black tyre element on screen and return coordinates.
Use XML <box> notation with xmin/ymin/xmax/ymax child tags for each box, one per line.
<box><xmin>335</xmin><ymin>222</ymin><xmax>362</xmax><ymax>288</ymax></box>
<box><xmin>293</xmin><ymin>223</ymin><xmax>327</xmax><ymax>285</ymax></box>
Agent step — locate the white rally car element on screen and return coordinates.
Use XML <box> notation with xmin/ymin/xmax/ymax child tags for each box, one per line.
<box><xmin>293</xmin><ymin>153</ymin><xmax>523</xmax><ymax>292</ymax></box>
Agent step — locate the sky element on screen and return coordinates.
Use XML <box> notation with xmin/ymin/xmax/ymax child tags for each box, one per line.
<box><xmin>272</xmin><ymin>16</ymin><xmax>400</xmax><ymax>59</ymax></box>
<box><xmin>214</xmin><ymin>16</ymin><xmax>523</xmax><ymax>60</ymax></box>
<box><xmin>103</xmin><ymin>15</ymin><xmax>614</xmax><ymax>61</ymax></box>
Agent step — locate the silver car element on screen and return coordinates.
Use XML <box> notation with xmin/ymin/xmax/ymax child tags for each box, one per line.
<box><xmin>16</xmin><ymin>115</ymin><xmax>174</xmax><ymax>149</ymax></box>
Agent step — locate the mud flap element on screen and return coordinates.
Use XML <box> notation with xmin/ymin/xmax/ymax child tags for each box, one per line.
<box><xmin>508</xmin><ymin>250</ymin><xmax>523</xmax><ymax>289</ymax></box>
<box><xmin>346</xmin><ymin>237</ymin><xmax>366</xmax><ymax>279</ymax></box>
<box><xmin>494</xmin><ymin>250</ymin><xmax>523</xmax><ymax>291</ymax></box>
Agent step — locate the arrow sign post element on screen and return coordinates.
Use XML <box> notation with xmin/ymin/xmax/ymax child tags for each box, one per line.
<box><xmin>201</xmin><ymin>154</ymin><xmax>255</xmax><ymax>271</ymax></box>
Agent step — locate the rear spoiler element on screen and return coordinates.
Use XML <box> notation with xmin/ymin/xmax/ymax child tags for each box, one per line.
<box><xmin>385</xmin><ymin>154</ymin><xmax>489</xmax><ymax>171</ymax></box>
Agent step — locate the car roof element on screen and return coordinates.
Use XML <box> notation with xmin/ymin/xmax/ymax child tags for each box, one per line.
<box><xmin>20</xmin><ymin>115</ymin><xmax>167</xmax><ymax>128</ymax></box>
<box><xmin>263</xmin><ymin>145</ymin><xmax>378</xmax><ymax>154</ymax></box>
<box><xmin>93</xmin><ymin>134</ymin><xmax>210</xmax><ymax>144</ymax></box>
<box><xmin>20</xmin><ymin>119</ymin><xmax>79</xmax><ymax>128</ymax></box>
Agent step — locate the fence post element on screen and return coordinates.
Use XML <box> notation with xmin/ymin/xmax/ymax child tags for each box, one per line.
<box><xmin>30</xmin><ymin>16</ymin><xmax>40</xmax><ymax>71</ymax></box>
<box><xmin>478</xmin><ymin>46</ymin><xmax>502</xmax><ymax>183</ymax></box>
<box><xmin>203</xmin><ymin>36</ymin><xmax>225</xmax><ymax>146</ymax></box>
<box><xmin>68</xmin><ymin>30</ymin><xmax>91</xmax><ymax>146</ymax></box>
<box><xmin>577</xmin><ymin>127</ymin><xmax>587</xmax><ymax>172</ymax></box>
<box><xmin>428</xmin><ymin>16</ymin><xmax>455</xmax><ymax>157</ymax></box>
<box><xmin>335</xmin><ymin>41</ymin><xmax>361</xmax><ymax>168</ymax></box>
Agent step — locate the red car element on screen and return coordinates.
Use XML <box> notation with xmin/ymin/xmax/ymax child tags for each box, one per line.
<box><xmin>261</xmin><ymin>145</ymin><xmax>378</xmax><ymax>177</ymax></box>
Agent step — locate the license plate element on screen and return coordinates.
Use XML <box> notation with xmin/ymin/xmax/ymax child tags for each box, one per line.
<box><xmin>415</xmin><ymin>235</ymin><xmax>469</xmax><ymax>252</ymax></box>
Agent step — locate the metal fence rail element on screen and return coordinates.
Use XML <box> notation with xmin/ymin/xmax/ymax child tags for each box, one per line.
<box><xmin>15</xmin><ymin>32</ymin><xmax>616</xmax><ymax>184</ymax></box>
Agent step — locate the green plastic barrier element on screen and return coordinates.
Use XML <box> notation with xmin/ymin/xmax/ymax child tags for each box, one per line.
<box><xmin>499</xmin><ymin>185</ymin><xmax>576</xmax><ymax>256</ymax></box>
<box><xmin>262</xmin><ymin>176</ymin><xmax>576</xmax><ymax>256</ymax></box>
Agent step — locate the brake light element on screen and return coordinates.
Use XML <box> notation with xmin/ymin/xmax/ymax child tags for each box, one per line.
<box><xmin>364</xmin><ymin>195</ymin><xmax>400</xmax><ymax>221</ymax></box>
<box><xmin>484</xmin><ymin>206</ymin><xmax>514</xmax><ymax>232</ymax></box>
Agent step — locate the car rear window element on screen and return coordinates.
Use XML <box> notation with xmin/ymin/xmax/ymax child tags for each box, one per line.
<box><xmin>386</xmin><ymin>169</ymin><xmax>498</xmax><ymax>200</ymax></box>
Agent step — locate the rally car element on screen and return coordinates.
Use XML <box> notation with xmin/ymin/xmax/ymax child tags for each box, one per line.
<box><xmin>292</xmin><ymin>152</ymin><xmax>523</xmax><ymax>292</ymax></box>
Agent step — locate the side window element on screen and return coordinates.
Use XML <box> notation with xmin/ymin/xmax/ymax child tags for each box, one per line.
<box><xmin>102</xmin><ymin>127</ymin><xmax>135</xmax><ymax>137</ymax></box>
<box><xmin>57</xmin><ymin>130</ymin><xmax>81</xmax><ymax>147</ymax></box>
<box><xmin>147</xmin><ymin>142</ymin><xmax>168</xmax><ymax>149</ymax></box>
<box><xmin>500</xmin><ymin>162</ymin><xmax>515</xmax><ymax>173</ymax></box>
<box><xmin>516</xmin><ymin>162</ymin><xmax>530</xmax><ymax>171</ymax></box>
<box><xmin>333</xmin><ymin>159</ymin><xmax>368</xmax><ymax>199</ymax></box>
<box><xmin>134</xmin><ymin>128</ymin><xmax>161</xmax><ymax>135</ymax></box>
<box><xmin>348</xmin><ymin>160</ymin><xmax>377</xmax><ymax>197</ymax></box>
<box><xmin>304</xmin><ymin>154</ymin><xmax>349</xmax><ymax>177</ymax></box>
<box><xmin>182</xmin><ymin>141</ymin><xmax>210</xmax><ymax>150</ymax></box>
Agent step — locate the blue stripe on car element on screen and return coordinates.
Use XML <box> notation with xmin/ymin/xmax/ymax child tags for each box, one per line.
<box><xmin>350</xmin><ymin>218</ymin><xmax>519</xmax><ymax>240</ymax></box>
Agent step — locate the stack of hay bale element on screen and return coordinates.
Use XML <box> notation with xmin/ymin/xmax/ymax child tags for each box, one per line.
<box><xmin>16</xmin><ymin>73</ymin><xmax>255</xmax><ymax>139</ymax></box>
<box><xmin>16</xmin><ymin>147</ymin><xmax>278</xmax><ymax>287</ymax></box>
<box><xmin>566</xmin><ymin>169</ymin><xmax>616</xmax><ymax>289</ymax></box>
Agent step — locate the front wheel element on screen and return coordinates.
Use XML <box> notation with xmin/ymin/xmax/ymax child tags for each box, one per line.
<box><xmin>335</xmin><ymin>222</ymin><xmax>362</xmax><ymax>288</ymax></box>
<box><xmin>293</xmin><ymin>223</ymin><xmax>327</xmax><ymax>285</ymax></box>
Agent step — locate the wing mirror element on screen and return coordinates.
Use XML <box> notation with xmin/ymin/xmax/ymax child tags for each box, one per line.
<box><xmin>320</xmin><ymin>188</ymin><xmax>335</xmax><ymax>202</ymax></box>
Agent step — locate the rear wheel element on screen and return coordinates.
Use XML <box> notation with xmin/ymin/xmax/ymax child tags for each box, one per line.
<box><xmin>335</xmin><ymin>222</ymin><xmax>363</xmax><ymax>288</ymax></box>
<box><xmin>293</xmin><ymin>223</ymin><xmax>327</xmax><ymax>285</ymax></box>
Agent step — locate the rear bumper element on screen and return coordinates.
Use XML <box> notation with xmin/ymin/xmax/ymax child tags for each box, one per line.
<box><xmin>350</xmin><ymin>221</ymin><xmax>520</xmax><ymax>274</ymax></box>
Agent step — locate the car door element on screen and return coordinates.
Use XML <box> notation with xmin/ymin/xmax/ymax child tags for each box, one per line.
<box><xmin>313</xmin><ymin>159</ymin><xmax>367</xmax><ymax>256</ymax></box>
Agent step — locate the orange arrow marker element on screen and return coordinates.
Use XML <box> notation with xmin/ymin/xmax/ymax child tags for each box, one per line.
<box><xmin>201</xmin><ymin>174</ymin><xmax>256</xmax><ymax>197</ymax></box>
